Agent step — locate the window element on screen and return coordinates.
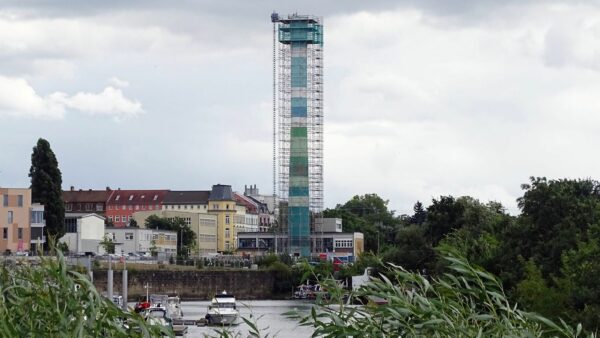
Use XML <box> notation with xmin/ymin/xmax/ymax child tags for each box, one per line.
<box><xmin>225</xmin><ymin>215</ymin><xmax>230</xmax><ymax>224</ymax></box>
<box><xmin>66</xmin><ymin>203</ymin><xmax>72</xmax><ymax>211</ymax></box>
<box><xmin>128</xmin><ymin>216</ymin><xmax>132</xmax><ymax>222</ymax></box>
<box><xmin>8</xmin><ymin>211</ymin><xmax>13</xmax><ymax>224</ymax></box>
<box><xmin>108</xmin><ymin>205</ymin><xmax>113</xmax><ymax>210</ymax></box>
<box><xmin>65</xmin><ymin>218</ymin><xmax>77</xmax><ymax>233</ymax></box>
<box><xmin>85</xmin><ymin>203</ymin><xmax>92</xmax><ymax>211</ymax></box>
<box><xmin>2</xmin><ymin>194</ymin><xmax>7</xmax><ymax>207</ymax></box>
<box><xmin>109</xmin><ymin>216</ymin><xmax>113</xmax><ymax>221</ymax></box>
<box><xmin>115</xmin><ymin>195</ymin><xmax>120</xmax><ymax>201</ymax></box>
<box><xmin>213</xmin><ymin>204</ymin><xmax>218</xmax><ymax>210</ymax></box>
<box><xmin>153</xmin><ymin>195</ymin><xmax>158</xmax><ymax>201</ymax></box>
<box><xmin>96</xmin><ymin>203</ymin><xmax>103</xmax><ymax>211</ymax></box>
<box><xmin>115</xmin><ymin>216</ymin><xmax>120</xmax><ymax>222</ymax></box>
<box><xmin>225</xmin><ymin>228</ymin><xmax>230</xmax><ymax>238</ymax></box>
<box><xmin>129</xmin><ymin>195</ymin><xmax>134</xmax><ymax>201</ymax></box>
<box><xmin>226</xmin><ymin>204</ymin><xmax>229</xmax><ymax>210</ymax></box>
<box><xmin>134</xmin><ymin>205</ymin><xmax>139</xmax><ymax>210</ymax></box>
<box><xmin>125</xmin><ymin>232</ymin><xmax>133</xmax><ymax>240</ymax></box>
<box><xmin>17</xmin><ymin>195</ymin><xmax>23</xmax><ymax>207</ymax></box>
<box><xmin>122</xmin><ymin>205</ymin><xmax>126</xmax><ymax>210</ymax></box>
<box><xmin>2</xmin><ymin>228</ymin><xmax>6</xmax><ymax>240</ymax></box>
<box><xmin>17</xmin><ymin>228</ymin><xmax>22</xmax><ymax>240</ymax></box>
<box><xmin>128</xmin><ymin>205</ymin><xmax>132</xmax><ymax>210</ymax></box>
<box><xmin>177</xmin><ymin>205</ymin><xmax>181</xmax><ymax>210</ymax></box>
<box><xmin>31</xmin><ymin>211</ymin><xmax>44</xmax><ymax>224</ymax></box>
<box><xmin>184</xmin><ymin>205</ymin><xmax>187</xmax><ymax>209</ymax></box>
<box><xmin>225</xmin><ymin>241</ymin><xmax>230</xmax><ymax>250</ymax></box>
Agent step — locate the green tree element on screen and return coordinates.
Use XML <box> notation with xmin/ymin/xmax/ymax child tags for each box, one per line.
<box><xmin>144</xmin><ymin>215</ymin><xmax>196</xmax><ymax>259</ymax></box>
<box><xmin>100</xmin><ymin>235</ymin><xmax>115</xmax><ymax>254</ymax></box>
<box><xmin>29</xmin><ymin>138</ymin><xmax>65</xmax><ymax>243</ymax></box>
<box><xmin>410</xmin><ymin>200</ymin><xmax>427</xmax><ymax>225</ymax></box>
<box><xmin>128</xmin><ymin>218</ymin><xmax>138</xmax><ymax>228</ymax></box>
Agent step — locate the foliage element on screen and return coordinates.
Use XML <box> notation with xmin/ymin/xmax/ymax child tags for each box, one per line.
<box><xmin>291</xmin><ymin>250</ymin><xmax>594</xmax><ymax>338</ymax></box>
<box><xmin>0</xmin><ymin>251</ymin><xmax>171</xmax><ymax>337</ymax></box>
<box><xmin>129</xmin><ymin>218</ymin><xmax>139</xmax><ymax>228</ymax></box>
<box><xmin>29</xmin><ymin>138</ymin><xmax>65</xmax><ymax>243</ymax></box>
<box><xmin>100</xmin><ymin>234</ymin><xmax>116</xmax><ymax>254</ymax></box>
<box><xmin>144</xmin><ymin>215</ymin><xmax>196</xmax><ymax>259</ymax></box>
<box><xmin>324</xmin><ymin>194</ymin><xmax>401</xmax><ymax>252</ymax></box>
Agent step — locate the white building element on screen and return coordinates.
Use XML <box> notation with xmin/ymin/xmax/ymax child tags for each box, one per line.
<box><xmin>60</xmin><ymin>213</ymin><xmax>105</xmax><ymax>253</ymax></box>
<box><xmin>105</xmin><ymin>227</ymin><xmax>177</xmax><ymax>257</ymax></box>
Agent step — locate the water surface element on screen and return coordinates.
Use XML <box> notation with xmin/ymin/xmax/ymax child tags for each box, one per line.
<box><xmin>181</xmin><ymin>300</ymin><xmax>316</xmax><ymax>338</ymax></box>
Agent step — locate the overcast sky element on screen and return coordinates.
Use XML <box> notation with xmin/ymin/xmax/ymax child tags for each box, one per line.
<box><xmin>1</xmin><ymin>1</ymin><xmax>599</xmax><ymax>215</ymax></box>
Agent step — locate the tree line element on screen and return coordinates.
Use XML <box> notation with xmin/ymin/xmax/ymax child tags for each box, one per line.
<box><xmin>324</xmin><ymin>177</ymin><xmax>600</xmax><ymax>329</ymax></box>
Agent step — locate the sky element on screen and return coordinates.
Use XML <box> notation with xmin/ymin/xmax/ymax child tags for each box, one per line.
<box><xmin>1</xmin><ymin>0</ymin><xmax>600</xmax><ymax>215</ymax></box>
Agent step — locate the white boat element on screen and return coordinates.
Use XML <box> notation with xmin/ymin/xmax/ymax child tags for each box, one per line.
<box><xmin>205</xmin><ymin>291</ymin><xmax>239</xmax><ymax>325</ymax></box>
<box><xmin>144</xmin><ymin>303</ymin><xmax>173</xmax><ymax>329</ymax></box>
<box><xmin>167</xmin><ymin>295</ymin><xmax>184</xmax><ymax>320</ymax></box>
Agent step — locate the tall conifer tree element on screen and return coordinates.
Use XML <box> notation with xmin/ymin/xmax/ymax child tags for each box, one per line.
<box><xmin>29</xmin><ymin>138</ymin><xmax>65</xmax><ymax>242</ymax></box>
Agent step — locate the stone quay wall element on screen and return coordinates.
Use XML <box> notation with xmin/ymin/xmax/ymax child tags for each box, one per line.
<box><xmin>93</xmin><ymin>269</ymin><xmax>275</xmax><ymax>301</ymax></box>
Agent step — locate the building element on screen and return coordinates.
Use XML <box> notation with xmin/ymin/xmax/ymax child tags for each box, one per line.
<box><xmin>243</xmin><ymin>185</ymin><xmax>275</xmax><ymax>232</ymax></box>
<box><xmin>63</xmin><ymin>187</ymin><xmax>114</xmax><ymax>216</ymax></box>
<box><xmin>133</xmin><ymin>210</ymin><xmax>218</xmax><ymax>255</ymax></box>
<box><xmin>60</xmin><ymin>213</ymin><xmax>105</xmax><ymax>254</ymax></box>
<box><xmin>105</xmin><ymin>227</ymin><xmax>177</xmax><ymax>257</ymax></box>
<box><xmin>0</xmin><ymin>188</ymin><xmax>33</xmax><ymax>254</ymax></box>
<box><xmin>237</xmin><ymin>231</ymin><xmax>363</xmax><ymax>258</ymax></box>
<box><xmin>207</xmin><ymin>184</ymin><xmax>238</xmax><ymax>252</ymax></box>
<box><xmin>272</xmin><ymin>13</ymin><xmax>324</xmax><ymax>256</ymax></box>
<box><xmin>30</xmin><ymin>203</ymin><xmax>45</xmax><ymax>251</ymax></box>
<box><xmin>314</xmin><ymin>218</ymin><xmax>342</xmax><ymax>233</ymax></box>
<box><xmin>161</xmin><ymin>190</ymin><xmax>211</xmax><ymax>213</ymax></box>
<box><xmin>105</xmin><ymin>189</ymin><xmax>169</xmax><ymax>227</ymax></box>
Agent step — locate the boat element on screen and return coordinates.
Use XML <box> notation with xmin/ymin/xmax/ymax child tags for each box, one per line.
<box><xmin>143</xmin><ymin>303</ymin><xmax>173</xmax><ymax>329</ymax></box>
<box><xmin>205</xmin><ymin>291</ymin><xmax>239</xmax><ymax>325</ymax></box>
<box><xmin>166</xmin><ymin>295</ymin><xmax>184</xmax><ymax>320</ymax></box>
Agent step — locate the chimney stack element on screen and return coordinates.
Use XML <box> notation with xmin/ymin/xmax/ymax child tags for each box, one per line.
<box><xmin>70</xmin><ymin>186</ymin><xmax>74</xmax><ymax>191</ymax></box>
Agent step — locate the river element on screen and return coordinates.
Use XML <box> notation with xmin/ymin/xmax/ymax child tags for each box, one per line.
<box><xmin>180</xmin><ymin>300</ymin><xmax>316</xmax><ymax>338</ymax></box>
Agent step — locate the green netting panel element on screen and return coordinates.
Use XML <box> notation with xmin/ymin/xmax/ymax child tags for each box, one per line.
<box><xmin>290</xmin><ymin>176</ymin><xmax>309</xmax><ymax>186</ymax></box>
<box><xmin>289</xmin><ymin>187</ymin><xmax>309</xmax><ymax>197</ymax></box>
<box><xmin>291</xmin><ymin>127</ymin><xmax>307</xmax><ymax>137</ymax></box>
<box><xmin>291</xmin><ymin>98</ymin><xmax>307</xmax><ymax>108</ymax></box>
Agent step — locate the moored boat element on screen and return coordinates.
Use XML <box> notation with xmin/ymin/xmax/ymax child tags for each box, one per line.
<box><xmin>205</xmin><ymin>291</ymin><xmax>239</xmax><ymax>325</ymax></box>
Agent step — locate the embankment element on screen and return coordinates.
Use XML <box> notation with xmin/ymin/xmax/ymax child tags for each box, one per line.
<box><xmin>93</xmin><ymin>269</ymin><xmax>275</xmax><ymax>300</ymax></box>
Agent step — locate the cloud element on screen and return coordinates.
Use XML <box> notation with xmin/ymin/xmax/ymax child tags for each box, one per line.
<box><xmin>109</xmin><ymin>77</ymin><xmax>129</xmax><ymax>88</ymax></box>
<box><xmin>0</xmin><ymin>76</ymin><xmax>65</xmax><ymax>119</ymax></box>
<box><xmin>0</xmin><ymin>76</ymin><xmax>143</xmax><ymax>119</ymax></box>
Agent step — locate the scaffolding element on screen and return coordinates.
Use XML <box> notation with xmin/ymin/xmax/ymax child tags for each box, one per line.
<box><xmin>273</xmin><ymin>13</ymin><xmax>323</xmax><ymax>256</ymax></box>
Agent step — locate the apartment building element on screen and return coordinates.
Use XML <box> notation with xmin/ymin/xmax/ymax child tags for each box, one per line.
<box><xmin>63</xmin><ymin>187</ymin><xmax>113</xmax><ymax>216</ymax></box>
<box><xmin>133</xmin><ymin>209</ymin><xmax>218</xmax><ymax>255</ymax></box>
<box><xmin>105</xmin><ymin>189</ymin><xmax>168</xmax><ymax>227</ymax></box>
<box><xmin>0</xmin><ymin>188</ymin><xmax>33</xmax><ymax>254</ymax></box>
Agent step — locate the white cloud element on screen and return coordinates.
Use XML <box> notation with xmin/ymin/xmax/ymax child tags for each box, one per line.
<box><xmin>0</xmin><ymin>76</ymin><xmax>143</xmax><ymax>119</ymax></box>
<box><xmin>60</xmin><ymin>86</ymin><xmax>144</xmax><ymax>117</ymax></box>
<box><xmin>0</xmin><ymin>76</ymin><xmax>65</xmax><ymax>119</ymax></box>
<box><xmin>109</xmin><ymin>77</ymin><xmax>130</xmax><ymax>88</ymax></box>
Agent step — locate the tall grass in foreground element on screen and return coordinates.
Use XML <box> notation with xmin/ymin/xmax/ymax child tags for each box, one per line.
<box><xmin>0</xmin><ymin>251</ymin><xmax>171</xmax><ymax>338</ymax></box>
<box><xmin>288</xmin><ymin>249</ymin><xmax>596</xmax><ymax>338</ymax></box>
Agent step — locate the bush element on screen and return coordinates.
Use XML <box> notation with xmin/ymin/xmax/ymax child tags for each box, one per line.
<box><xmin>0</xmin><ymin>251</ymin><xmax>172</xmax><ymax>337</ymax></box>
<box><xmin>290</xmin><ymin>249</ymin><xmax>594</xmax><ymax>338</ymax></box>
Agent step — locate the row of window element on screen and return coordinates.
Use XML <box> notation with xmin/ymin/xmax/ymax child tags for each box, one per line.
<box><xmin>108</xmin><ymin>215</ymin><xmax>132</xmax><ymax>223</ymax></box>
<box><xmin>3</xmin><ymin>194</ymin><xmax>24</xmax><ymax>207</ymax></box>
<box><xmin>199</xmin><ymin>219</ymin><xmax>217</xmax><ymax>227</ymax></box>
<box><xmin>198</xmin><ymin>234</ymin><xmax>217</xmax><ymax>242</ymax></box>
<box><xmin>164</xmin><ymin>204</ymin><xmax>208</xmax><ymax>210</ymax></box>
<box><xmin>166</xmin><ymin>217</ymin><xmax>192</xmax><ymax>226</ymax></box>
<box><xmin>1</xmin><ymin>227</ymin><xmax>24</xmax><ymax>240</ymax></box>
<box><xmin>65</xmin><ymin>203</ymin><xmax>103</xmax><ymax>212</ymax></box>
<box><xmin>107</xmin><ymin>204</ymin><xmax>159</xmax><ymax>211</ymax></box>
<box><xmin>115</xmin><ymin>194</ymin><xmax>159</xmax><ymax>202</ymax></box>
<box><xmin>334</xmin><ymin>240</ymin><xmax>353</xmax><ymax>248</ymax></box>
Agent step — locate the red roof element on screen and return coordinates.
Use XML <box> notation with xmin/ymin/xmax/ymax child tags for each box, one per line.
<box><xmin>106</xmin><ymin>190</ymin><xmax>169</xmax><ymax>205</ymax></box>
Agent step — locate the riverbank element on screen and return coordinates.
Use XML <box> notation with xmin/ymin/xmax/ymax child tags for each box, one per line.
<box><xmin>93</xmin><ymin>269</ymin><xmax>277</xmax><ymax>300</ymax></box>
